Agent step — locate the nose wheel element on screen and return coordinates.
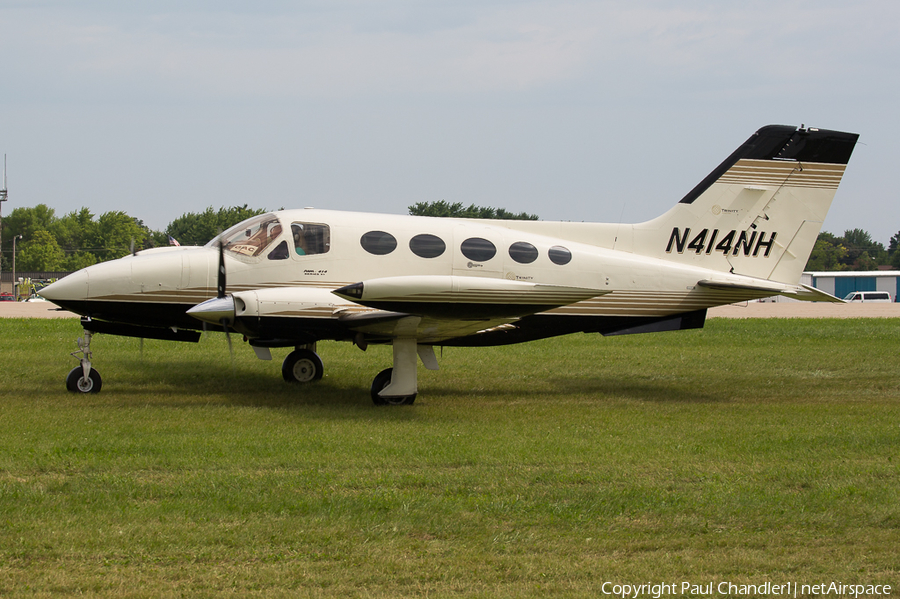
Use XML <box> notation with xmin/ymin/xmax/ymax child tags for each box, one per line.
<box><xmin>66</xmin><ymin>366</ymin><xmax>102</xmax><ymax>393</ymax></box>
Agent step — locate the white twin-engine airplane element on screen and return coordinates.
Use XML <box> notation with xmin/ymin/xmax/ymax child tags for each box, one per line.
<box><xmin>42</xmin><ymin>124</ymin><xmax>858</xmax><ymax>405</ymax></box>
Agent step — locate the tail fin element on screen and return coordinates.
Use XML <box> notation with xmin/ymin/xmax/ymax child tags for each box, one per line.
<box><xmin>635</xmin><ymin>125</ymin><xmax>858</xmax><ymax>284</ymax></box>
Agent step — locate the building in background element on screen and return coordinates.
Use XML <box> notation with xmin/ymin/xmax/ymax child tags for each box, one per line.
<box><xmin>803</xmin><ymin>271</ymin><xmax>900</xmax><ymax>302</ymax></box>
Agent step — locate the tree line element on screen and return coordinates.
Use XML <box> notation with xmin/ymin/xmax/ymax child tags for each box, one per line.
<box><xmin>1</xmin><ymin>201</ymin><xmax>898</xmax><ymax>273</ymax></box>
<box><xmin>806</xmin><ymin>228</ymin><xmax>900</xmax><ymax>271</ymax></box>
<box><xmin>0</xmin><ymin>204</ymin><xmax>265</xmax><ymax>272</ymax></box>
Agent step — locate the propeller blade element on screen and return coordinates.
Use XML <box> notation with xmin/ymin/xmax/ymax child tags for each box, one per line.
<box><xmin>220</xmin><ymin>317</ymin><xmax>234</xmax><ymax>371</ymax></box>
<box><xmin>221</xmin><ymin>316</ymin><xmax>233</xmax><ymax>352</ymax></box>
<box><xmin>217</xmin><ymin>236</ymin><xmax>226</xmax><ymax>299</ymax></box>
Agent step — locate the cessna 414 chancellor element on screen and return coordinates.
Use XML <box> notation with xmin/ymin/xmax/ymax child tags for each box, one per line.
<box><xmin>42</xmin><ymin>124</ymin><xmax>858</xmax><ymax>405</ymax></box>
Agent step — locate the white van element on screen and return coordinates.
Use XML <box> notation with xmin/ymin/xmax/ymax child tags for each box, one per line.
<box><xmin>843</xmin><ymin>291</ymin><xmax>892</xmax><ymax>303</ymax></box>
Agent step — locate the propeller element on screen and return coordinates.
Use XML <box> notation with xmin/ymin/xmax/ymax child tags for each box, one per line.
<box><xmin>186</xmin><ymin>232</ymin><xmax>236</xmax><ymax>366</ymax></box>
<box><xmin>218</xmin><ymin>233</ymin><xmax>227</xmax><ymax>299</ymax></box>
<box><xmin>217</xmin><ymin>235</ymin><xmax>234</xmax><ymax>364</ymax></box>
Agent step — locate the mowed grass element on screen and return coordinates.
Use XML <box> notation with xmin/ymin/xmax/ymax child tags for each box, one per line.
<box><xmin>0</xmin><ymin>317</ymin><xmax>898</xmax><ymax>597</ymax></box>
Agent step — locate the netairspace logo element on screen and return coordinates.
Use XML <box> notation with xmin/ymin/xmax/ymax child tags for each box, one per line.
<box><xmin>600</xmin><ymin>581</ymin><xmax>892</xmax><ymax>598</ymax></box>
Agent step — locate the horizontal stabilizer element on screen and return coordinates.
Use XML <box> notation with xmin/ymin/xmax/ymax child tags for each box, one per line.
<box><xmin>794</xmin><ymin>284</ymin><xmax>844</xmax><ymax>303</ymax></box>
<box><xmin>698</xmin><ymin>279</ymin><xmax>792</xmax><ymax>295</ymax></box>
<box><xmin>697</xmin><ymin>279</ymin><xmax>843</xmax><ymax>303</ymax></box>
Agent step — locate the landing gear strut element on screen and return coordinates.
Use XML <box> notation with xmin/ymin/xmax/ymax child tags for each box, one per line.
<box><xmin>66</xmin><ymin>328</ymin><xmax>102</xmax><ymax>394</ymax></box>
<box><xmin>369</xmin><ymin>334</ymin><xmax>439</xmax><ymax>406</ymax></box>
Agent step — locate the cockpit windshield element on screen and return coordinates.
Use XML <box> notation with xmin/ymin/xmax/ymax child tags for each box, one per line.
<box><xmin>207</xmin><ymin>214</ymin><xmax>284</xmax><ymax>258</ymax></box>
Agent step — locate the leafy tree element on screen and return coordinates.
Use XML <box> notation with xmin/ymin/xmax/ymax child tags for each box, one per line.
<box><xmin>4</xmin><ymin>204</ymin><xmax>57</xmax><ymax>241</ymax></box>
<box><xmin>3</xmin><ymin>205</ymin><xmax>155</xmax><ymax>270</ymax></box>
<box><xmin>408</xmin><ymin>200</ymin><xmax>538</xmax><ymax>220</ymax></box>
<box><xmin>888</xmin><ymin>231</ymin><xmax>900</xmax><ymax>269</ymax></box>
<box><xmin>92</xmin><ymin>211</ymin><xmax>148</xmax><ymax>261</ymax></box>
<box><xmin>17</xmin><ymin>230</ymin><xmax>65</xmax><ymax>271</ymax></box>
<box><xmin>165</xmin><ymin>205</ymin><xmax>267</xmax><ymax>246</ymax></box>
<box><xmin>52</xmin><ymin>208</ymin><xmax>96</xmax><ymax>250</ymax></box>
<box><xmin>52</xmin><ymin>208</ymin><xmax>100</xmax><ymax>267</ymax></box>
<box><xmin>842</xmin><ymin>228</ymin><xmax>886</xmax><ymax>270</ymax></box>
<box><xmin>3</xmin><ymin>204</ymin><xmax>57</xmax><ymax>269</ymax></box>
<box><xmin>63</xmin><ymin>252</ymin><xmax>98</xmax><ymax>271</ymax></box>
<box><xmin>890</xmin><ymin>231</ymin><xmax>900</xmax><ymax>252</ymax></box>
<box><xmin>805</xmin><ymin>232</ymin><xmax>848</xmax><ymax>271</ymax></box>
<box><xmin>805</xmin><ymin>229</ymin><xmax>893</xmax><ymax>271</ymax></box>
<box><xmin>149</xmin><ymin>230</ymin><xmax>172</xmax><ymax>248</ymax></box>
<box><xmin>3</xmin><ymin>205</ymin><xmax>56</xmax><ymax>272</ymax></box>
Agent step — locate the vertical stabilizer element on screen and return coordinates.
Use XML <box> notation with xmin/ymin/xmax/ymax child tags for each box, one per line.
<box><xmin>633</xmin><ymin>125</ymin><xmax>858</xmax><ymax>284</ymax></box>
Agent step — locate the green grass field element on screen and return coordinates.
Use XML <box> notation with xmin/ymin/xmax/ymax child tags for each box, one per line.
<box><xmin>1</xmin><ymin>317</ymin><xmax>898</xmax><ymax>597</ymax></box>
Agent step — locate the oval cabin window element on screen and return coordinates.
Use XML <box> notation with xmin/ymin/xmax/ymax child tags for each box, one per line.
<box><xmin>360</xmin><ymin>231</ymin><xmax>398</xmax><ymax>255</ymax></box>
<box><xmin>548</xmin><ymin>245</ymin><xmax>572</xmax><ymax>265</ymax></box>
<box><xmin>409</xmin><ymin>234</ymin><xmax>446</xmax><ymax>258</ymax></box>
<box><xmin>460</xmin><ymin>237</ymin><xmax>497</xmax><ymax>262</ymax></box>
<box><xmin>508</xmin><ymin>242</ymin><xmax>538</xmax><ymax>264</ymax></box>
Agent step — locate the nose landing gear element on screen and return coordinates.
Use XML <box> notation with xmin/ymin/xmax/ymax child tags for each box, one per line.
<box><xmin>66</xmin><ymin>327</ymin><xmax>102</xmax><ymax>394</ymax></box>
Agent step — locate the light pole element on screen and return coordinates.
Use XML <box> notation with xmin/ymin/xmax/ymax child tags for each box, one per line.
<box><xmin>0</xmin><ymin>155</ymin><xmax>7</xmax><ymax>297</ymax></box>
<box><xmin>13</xmin><ymin>234</ymin><xmax>22</xmax><ymax>301</ymax></box>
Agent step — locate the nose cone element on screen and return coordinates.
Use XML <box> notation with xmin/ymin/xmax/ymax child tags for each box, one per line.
<box><xmin>40</xmin><ymin>268</ymin><xmax>90</xmax><ymax>307</ymax></box>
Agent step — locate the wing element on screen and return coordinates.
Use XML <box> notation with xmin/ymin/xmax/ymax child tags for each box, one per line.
<box><xmin>188</xmin><ymin>276</ymin><xmax>607</xmax><ymax>346</ymax></box>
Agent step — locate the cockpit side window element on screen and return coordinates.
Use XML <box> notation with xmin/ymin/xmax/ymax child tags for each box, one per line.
<box><xmin>268</xmin><ymin>240</ymin><xmax>289</xmax><ymax>260</ymax></box>
<box><xmin>292</xmin><ymin>223</ymin><xmax>330</xmax><ymax>256</ymax></box>
<box><xmin>219</xmin><ymin>215</ymin><xmax>283</xmax><ymax>258</ymax></box>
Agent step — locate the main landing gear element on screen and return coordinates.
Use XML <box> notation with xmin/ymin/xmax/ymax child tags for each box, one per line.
<box><xmin>66</xmin><ymin>328</ymin><xmax>102</xmax><ymax>394</ymax></box>
<box><xmin>368</xmin><ymin>338</ymin><xmax>439</xmax><ymax>406</ymax></box>
<box><xmin>370</xmin><ymin>368</ymin><xmax>414</xmax><ymax>406</ymax></box>
<box><xmin>281</xmin><ymin>345</ymin><xmax>324</xmax><ymax>383</ymax></box>
<box><xmin>279</xmin><ymin>337</ymin><xmax>438</xmax><ymax>406</ymax></box>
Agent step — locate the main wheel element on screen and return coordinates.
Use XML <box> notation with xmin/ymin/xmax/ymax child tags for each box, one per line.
<box><xmin>66</xmin><ymin>366</ymin><xmax>103</xmax><ymax>394</ymax></box>
<box><xmin>282</xmin><ymin>349</ymin><xmax>324</xmax><ymax>383</ymax></box>
<box><xmin>370</xmin><ymin>368</ymin><xmax>416</xmax><ymax>406</ymax></box>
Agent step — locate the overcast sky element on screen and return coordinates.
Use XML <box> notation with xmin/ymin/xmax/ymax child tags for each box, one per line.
<box><xmin>2</xmin><ymin>1</ymin><xmax>898</xmax><ymax>243</ymax></box>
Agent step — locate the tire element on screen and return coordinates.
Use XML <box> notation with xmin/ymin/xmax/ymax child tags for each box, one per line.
<box><xmin>282</xmin><ymin>349</ymin><xmax>324</xmax><ymax>383</ymax></box>
<box><xmin>370</xmin><ymin>368</ymin><xmax>416</xmax><ymax>406</ymax></box>
<box><xmin>66</xmin><ymin>366</ymin><xmax>103</xmax><ymax>394</ymax></box>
